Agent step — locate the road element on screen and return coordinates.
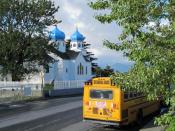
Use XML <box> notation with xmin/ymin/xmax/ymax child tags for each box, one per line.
<box><xmin>0</xmin><ymin>96</ymin><xmax>160</xmax><ymax>131</ymax></box>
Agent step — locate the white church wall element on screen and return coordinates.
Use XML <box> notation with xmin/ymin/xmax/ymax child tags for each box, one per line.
<box><xmin>74</xmin><ymin>53</ymin><xmax>92</xmax><ymax>81</ymax></box>
<box><xmin>70</xmin><ymin>41</ymin><xmax>77</xmax><ymax>50</ymax></box>
<box><xmin>86</xmin><ymin>62</ymin><xmax>92</xmax><ymax>80</ymax></box>
<box><xmin>56</xmin><ymin>59</ymin><xmax>64</xmax><ymax>81</ymax></box>
<box><xmin>62</xmin><ymin>60</ymin><xmax>75</xmax><ymax>80</ymax></box>
<box><xmin>45</xmin><ymin>56</ymin><xmax>63</xmax><ymax>83</ymax></box>
<box><xmin>44</xmin><ymin>63</ymin><xmax>56</xmax><ymax>83</ymax></box>
<box><xmin>70</xmin><ymin>41</ymin><xmax>83</xmax><ymax>51</ymax></box>
<box><xmin>57</xmin><ymin>40</ymin><xmax>66</xmax><ymax>53</ymax></box>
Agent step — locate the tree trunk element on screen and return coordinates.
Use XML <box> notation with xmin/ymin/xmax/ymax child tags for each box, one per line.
<box><xmin>11</xmin><ymin>72</ymin><xmax>21</xmax><ymax>81</ymax></box>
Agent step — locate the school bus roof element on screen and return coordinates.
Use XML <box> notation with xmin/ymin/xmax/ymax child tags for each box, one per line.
<box><xmin>85</xmin><ymin>77</ymin><xmax>120</xmax><ymax>88</ymax></box>
<box><xmin>92</xmin><ymin>77</ymin><xmax>112</xmax><ymax>86</ymax></box>
<box><xmin>92</xmin><ymin>77</ymin><xmax>111</xmax><ymax>81</ymax></box>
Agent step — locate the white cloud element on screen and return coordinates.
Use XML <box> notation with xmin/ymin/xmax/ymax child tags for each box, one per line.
<box><xmin>53</xmin><ymin>0</ymin><xmax>131</xmax><ymax>67</ymax></box>
<box><xmin>89</xmin><ymin>48</ymin><xmax>102</xmax><ymax>57</ymax></box>
<box><xmin>74</xmin><ymin>22</ymin><xmax>85</xmax><ymax>29</ymax></box>
<box><xmin>62</xmin><ymin>0</ymin><xmax>82</xmax><ymax>20</ymax></box>
<box><xmin>89</xmin><ymin>46</ymin><xmax>132</xmax><ymax>66</ymax></box>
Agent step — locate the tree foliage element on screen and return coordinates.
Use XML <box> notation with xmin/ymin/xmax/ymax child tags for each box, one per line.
<box><xmin>0</xmin><ymin>0</ymin><xmax>59</xmax><ymax>81</ymax></box>
<box><xmin>89</xmin><ymin>0</ymin><xmax>175</xmax><ymax>130</ymax></box>
<box><xmin>94</xmin><ymin>65</ymin><xmax>114</xmax><ymax>77</ymax></box>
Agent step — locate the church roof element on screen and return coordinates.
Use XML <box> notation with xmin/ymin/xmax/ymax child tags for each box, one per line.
<box><xmin>66</xmin><ymin>50</ymin><xmax>80</xmax><ymax>59</ymax></box>
<box><xmin>53</xmin><ymin>50</ymin><xmax>78</xmax><ymax>60</ymax></box>
<box><xmin>53</xmin><ymin>50</ymin><xmax>91</xmax><ymax>62</ymax></box>
<box><xmin>70</xmin><ymin>28</ymin><xmax>85</xmax><ymax>41</ymax></box>
<box><xmin>83</xmin><ymin>56</ymin><xmax>91</xmax><ymax>62</ymax></box>
<box><xmin>49</xmin><ymin>26</ymin><xmax>65</xmax><ymax>40</ymax></box>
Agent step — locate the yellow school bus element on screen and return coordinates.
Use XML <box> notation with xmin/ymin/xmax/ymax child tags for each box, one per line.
<box><xmin>83</xmin><ymin>77</ymin><xmax>160</xmax><ymax>126</ymax></box>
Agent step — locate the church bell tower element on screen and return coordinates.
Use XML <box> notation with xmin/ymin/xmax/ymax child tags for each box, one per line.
<box><xmin>70</xmin><ymin>28</ymin><xmax>85</xmax><ymax>52</ymax></box>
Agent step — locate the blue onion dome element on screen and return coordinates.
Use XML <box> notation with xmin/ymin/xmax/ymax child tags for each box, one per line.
<box><xmin>70</xmin><ymin>28</ymin><xmax>85</xmax><ymax>41</ymax></box>
<box><xmin>49</xmin><ymin>26</ymin><xmax>65</xmax><ymax>40</ymax></box>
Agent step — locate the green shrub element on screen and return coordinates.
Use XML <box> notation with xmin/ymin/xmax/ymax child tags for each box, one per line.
<box><xmin>43</xmin><ymin>83</ymin><xmax>54</xmax><ymax>91</ymax></box>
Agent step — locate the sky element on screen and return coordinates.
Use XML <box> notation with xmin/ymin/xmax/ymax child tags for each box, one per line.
<box><xmin>52</xmin><ymin>0</ymin><xmax>132</xmax><ymax>69</ymax></box>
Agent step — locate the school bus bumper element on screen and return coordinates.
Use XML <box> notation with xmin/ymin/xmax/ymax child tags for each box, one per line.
<box><xmin>83</xmin><ymin>118</ymin><xmax>128</xmax><ymax>126</ymax></box>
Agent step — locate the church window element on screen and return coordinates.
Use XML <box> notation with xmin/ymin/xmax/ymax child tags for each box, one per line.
<box><xmin>77</xmin><ymin>63</ymin><xmax>84</xmax><ymax>75</ymax></box>
<box><xmin>73</xmin><ymin>44</ymin><xmax>76</xmax><ymax>47</ymax></box>
<box><xmin>78</xmin><ymin>43</ymin><xmax>81</xmax><ymax>48</ymax></box>
<box><xmin>80</xmin><ymin>63</ymin><xmax>84</xmax><ymax>75</ymax></box>
<box><xmin>66</xmin><ymin>68</ymin><xmax>68</xmax><ymax>73</ymax></box>
<box><xmin>86</xmin><ymin>66</ymin><xmax>88</xmax><ymax>75</ymax></box>
<box><xmin>82</xmin><ymin>66</ymin><xmax>84</xmax><ymax>75</ymax></box>
<box><xmin>77</xmin><ymin>65</ymin><xmax>79</xmax><ymax>75</ymax></box>
<box><xmin>80</xmin><ymin>63</ymin><xmax>82</xmax><ymax>75</ymax></box>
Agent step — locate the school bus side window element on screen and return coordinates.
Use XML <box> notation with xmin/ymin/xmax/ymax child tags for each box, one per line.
<box><xmin>134</xmin><ymin>92</ymin><xmax>137</xmax><ymax>97</ymax></box>
<box><xmin>129</xmin><ymin>92</ymin><xmax>133</xmax><ymax>98</ymax></box>
<box><xmin>124</xmin><ymin>93</ymin><xmax>129</xmax><ymax>99</ymax></box>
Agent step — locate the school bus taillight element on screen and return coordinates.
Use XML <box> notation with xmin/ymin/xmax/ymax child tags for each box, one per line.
<box><xmin>111</xmin><ymin>103</ymin><xmax>118</xmax><ymax>110</ymax></box>
<box><xmin>85</xmin><ymin>101</ymin><xmax>89</xmax><ymax>106</ymax></box>
<box><xmin>85</xmin><ymin>101</ymin><xmax>91</xmax><ymax>106</ymax></box>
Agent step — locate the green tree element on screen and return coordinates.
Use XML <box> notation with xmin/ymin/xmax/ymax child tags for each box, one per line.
<box><xmin>103</xmin><ymin>65</ymin><xmax>114</xmax><ymax>77</ymax></box>
<box><xmin>93</xmin><ymin>65</ymin><xmax>114</xmax><ymax>77</ymax></box>
<box><xmin>0</xmin><ymin>0</ymin><xmax>59</xmax><ymax>81</ymax></box>
<box><xmin>89</xmin><ymin>0</ymin><xmax>175</xmax><ymax>130</ymax></box>
<box><xmin>65</xmin><ymin>39</ymin><xmax>71</xmax><ymax>50</ymax></box>
<box><xmin>93</xmin><ymin>66</ymin><xmax>102</xmax><ymax>77</ymax></box>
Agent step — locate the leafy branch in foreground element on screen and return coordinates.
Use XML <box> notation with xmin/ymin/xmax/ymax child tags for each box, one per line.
<box><xmin>0</xmin><ymin>0</ymin><xmax>59</xmax><ymax>81</ymax></box>
<box><xmin>89</xmin><ymin>0</ymin><xmax>175</xmax><ymax>130</ymax></box>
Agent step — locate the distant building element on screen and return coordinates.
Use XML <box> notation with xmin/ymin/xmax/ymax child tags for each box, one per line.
<box><xmin>44</xmin><ymin>26</ymin><xmax>96</xmax><ymax>83</ymax></box>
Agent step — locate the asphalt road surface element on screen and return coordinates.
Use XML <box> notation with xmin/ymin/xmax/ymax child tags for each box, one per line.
<box><xmin>0</xmin><ymin>96</ymin><xmax>159</xmax><ymax>131</ymax></box>
<box><xmin>1</xmin><ymin>107</ymin><xmax>82</xmax><ymax>131</ymax></box>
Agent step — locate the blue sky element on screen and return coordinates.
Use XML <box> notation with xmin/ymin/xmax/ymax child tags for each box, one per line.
<box><xmin>52</xmin><ymin>0</ymin><xmax>132</xmax><ymax>68</ymax></box>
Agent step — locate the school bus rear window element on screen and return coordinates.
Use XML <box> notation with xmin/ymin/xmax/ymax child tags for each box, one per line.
<box><xmin>90</xmin><ymin>90</ymin><xmax>113</xmax><ymax>99</ymax></box>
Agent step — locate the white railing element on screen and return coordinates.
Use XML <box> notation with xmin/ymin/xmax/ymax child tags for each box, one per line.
<box><xmin>54</xmin><ymin>80</ymin><xmax>86</xmax><ymax>89</ymax></box>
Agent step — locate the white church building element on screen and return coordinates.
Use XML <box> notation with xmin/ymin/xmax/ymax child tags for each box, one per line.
<box><xmin>44</xmin><ymin>26</ymin><xmax>94</xmax><ymax>85</ymax></box>
<box><xmin>0</xmin><ymin>26</ymin><xmax>96</xmax><ymax>96</ymax></box>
